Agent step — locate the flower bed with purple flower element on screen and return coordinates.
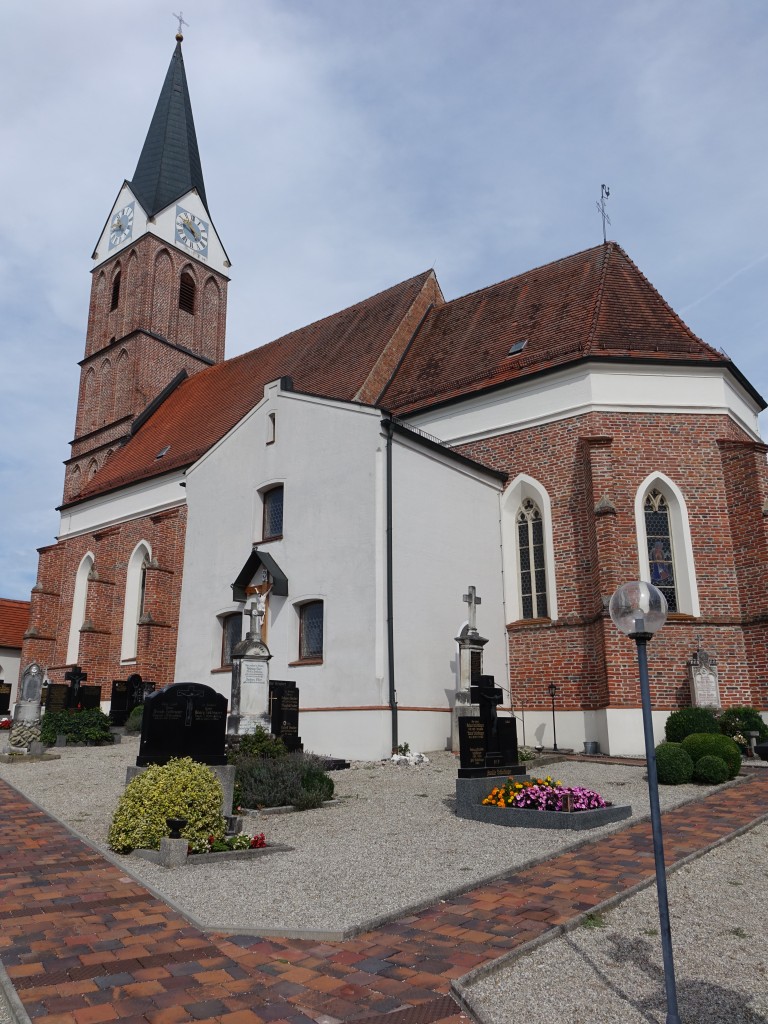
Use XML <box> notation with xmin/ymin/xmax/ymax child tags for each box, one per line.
<box><xmin>482</xmin><ymin>775</ymin><xmax>608</xmax><ymax>812</ymax></box>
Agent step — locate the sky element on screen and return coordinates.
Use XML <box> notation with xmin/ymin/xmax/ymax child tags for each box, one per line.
<box><xmin>2</xmin><ymin>0</ymin><xmax>767</xmax><ymax>600</ymax></box>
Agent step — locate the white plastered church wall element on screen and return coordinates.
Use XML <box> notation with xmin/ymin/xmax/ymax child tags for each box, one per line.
<box><xmin>389</xmin><ymin>431</ymin><xmax>506</xmax><ymax>755</ymax></box>
<box><xmin>176</xmin><ymin>381</ymin><xmax>508</xmax><ymax>760</ymax></box>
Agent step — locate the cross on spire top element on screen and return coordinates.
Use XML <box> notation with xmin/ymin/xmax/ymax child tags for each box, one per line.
<box><xmin>172</xmin><ymin>10</ymin><xmax>188</xmax><ymax>40</ymax></box>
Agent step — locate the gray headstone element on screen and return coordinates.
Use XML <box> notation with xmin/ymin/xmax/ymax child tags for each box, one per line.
<box><xmin>20</xmin><ymin>663</ymin><xmax>44</xmax><ymax>704</ymax></box>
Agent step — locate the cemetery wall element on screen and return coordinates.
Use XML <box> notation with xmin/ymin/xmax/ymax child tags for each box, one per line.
<box><xmin>21</xmin><ymin>504</ymin><xmax>187</xmax><ymax>694</ymax></box>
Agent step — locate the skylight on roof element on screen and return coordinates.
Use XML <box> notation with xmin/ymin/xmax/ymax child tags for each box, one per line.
<box><xmin>155</xmin><ymin>445</ymin><xmax>171</xmax><ymax>459</ymax></box>
<box><xmin>507</xmin><ymin>339</ymin><xmax>528</xmax><ymax>356</ymax></box>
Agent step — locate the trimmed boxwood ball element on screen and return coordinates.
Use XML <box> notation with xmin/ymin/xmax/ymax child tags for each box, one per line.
<box><xmin>654</xmin><ymin>742</ymin><xmax>694</xmax><ymax>785</ymax></box>
<box><xmin>681</xmin><ymin>733</ymin><xmax>741</xmax><ymax>780</ymax></box>
<box><xmin>664</xmin><ymin>707</ymin><xmax>720</xmax><ymax>743</ymax></box>
<box><xmin>108</xmin><ymin>757</ymin><xmax>225</xmax><ymax>853</ymax></box>
<box><xmin>693</xmin><ymin>755</ymin><xmax>730</xmax><ymax>785</ymax></box>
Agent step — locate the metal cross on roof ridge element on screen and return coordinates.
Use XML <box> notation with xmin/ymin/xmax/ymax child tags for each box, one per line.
<box><xmin>596</xmin><ymin>183</ymin><xmax>611</xmax><ymax>244</ymax></box>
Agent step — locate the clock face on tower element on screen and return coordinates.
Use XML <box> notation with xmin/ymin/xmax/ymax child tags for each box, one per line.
<box><xmin>175</xmin><ymin>206</ymin><xmax>209</xmax><ymax>256</ymax></box>
<box><xmin>108</xmin><ymin>202</ymin><xmax>135</xmax><ymax>249</ymax></box>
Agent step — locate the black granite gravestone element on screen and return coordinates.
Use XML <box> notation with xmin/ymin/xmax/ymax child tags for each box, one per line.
<box><xmin>457</xmin><ymin>674</ymin><xmax>521</xmax><ymax>778</ymax></box>
<box><xmin>0</xmin><ymin>683</ymin><xmax>11</xmax><ymax>714</ymax></box>
<box><xmin>45</xmin><ymin>684</ymin><xmax>71</xmax><ymax>713</ymax></box>
<box><xmin>76</xmin><ymin>686</ymin><xmax>102</xmax><ymax>710</ymax></box>
<box><xmin>137</xmin><ymin>682</ymin><xmax>227</xmax><ymax>766</ymax></box>
<box><xmin>269</xmin><ymin>680</ymin><xmax>303</xmax><ymax>752</ymax></box>
<box><xmin>110</xmin><ymin>673</ymin><xmax>156</xmax><ymax>725</ymax></box>
<box><xmin>109</xmin><ymin>680</ymin><xmax>129</xmax><ymax>724</ymax></box>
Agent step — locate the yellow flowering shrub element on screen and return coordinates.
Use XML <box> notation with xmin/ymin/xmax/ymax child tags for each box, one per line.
<box><xmin>108</xmin><ymin>757</ymin><xmax>226</xmax><ymax>853</ymax></box>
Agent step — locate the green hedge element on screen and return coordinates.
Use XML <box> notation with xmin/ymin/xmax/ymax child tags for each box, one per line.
<box><xmin>40</xmin><ymin>708</ymin><xmax>113</xmax><ymax>746</ymax></box>
<box><xmin>718</xmin><ymin>706</ymin><xmax>768</xmax><ymax>743</ymax></box>
<box><xmin>692</xmin><ymin>755</ymin><xmax>730</xmax><ymax>785</ymax></box>
<box><xmin>664</xmin><ymin>707</ymin><xmax>720</xmax><ymax>744</ymax></box>
<box><xmin>234</xmin><ymin>751</ymin><xmax>334</xmax><ymax>810</ymax></box>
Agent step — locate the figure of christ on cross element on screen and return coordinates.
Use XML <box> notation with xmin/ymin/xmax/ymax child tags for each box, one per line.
<box><xmin>245</xmin><ymin>583</ymin><xmax>273</xmax><ymax>642</ymax></box>
<box><xmin>64</xmin><ymin>664</ymin><xmax>87</xmax><ymax>703</ymax></box>
<box><xmin>463</xmin><ymin>586</ymin><xmax>482</xmax><ymax>632</ymax></box>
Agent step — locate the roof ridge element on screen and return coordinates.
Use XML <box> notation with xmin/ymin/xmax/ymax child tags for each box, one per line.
<box><xmin>607</xmin><ymin>243</ymin><xmax>724</xmax><ymax>359</ymax></box>
<box><xmin>209</xmin><ymin>270</ymin><xmax>437</xmax><ymax>375</ymax></box>
<box><xmin>441</xmin><ymin>243</ymin><xmax>609</xmax><ymax>308</ymax></box>
<box><xmin>585</xmin><ymin>242</ymin><xmax>613</xmax><ymax>354</ymax></box>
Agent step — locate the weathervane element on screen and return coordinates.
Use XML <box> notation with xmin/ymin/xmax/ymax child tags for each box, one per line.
<box><xmin>173</xmin><ymin>10</ymin><xmax>189</xmax><ymax>39</ymax></box>
<box><xmin>596</xmin><ymin>184</ymin><xmax>611</xmax><ymax>243</ymax></box>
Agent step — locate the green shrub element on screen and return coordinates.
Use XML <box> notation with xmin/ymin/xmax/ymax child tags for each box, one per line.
<box><xmin>108</xmin><ymin>757</ymin><xmax>225</xmax><ymax>853</ymax></box>
<box><xmin>125</xmin><ymin>705</ymin><xmax>144</xmax><ymax>734</ymax></box>
<box><xmin>40</xmin><ymin>708</ymin><xmax>113</xmax><ymax>746</ymax></box>
<box><xmin>227</xmin><ymin>726</ymin><xmax>287</xmax><ymax>764</ymax></box>
<box><xmin>681</xmin><ymin>733</ymin><xmax>741</xmax><ymax>779</ymax></box>
<box><xmin>654</xmin><ymin>742</ymin><xmax>694</xmax><ymax>785</ymax></box>
<box><xmin>718</xmin><ymin>706</ymin><xmax>768</xmax><ymax>743</ymax></box>
<box><xmin>517</xmin><ymin>746</ymin><xmax>536</xmax><ymax>762</ymax></box>
<box><xmin>235</xmin><ymin>751</ymin><xmax>334</xmax><ymax>809</ymax></box>
<box><xmin>664</xmin><ymin>707</ymin><xmax>720</xmax><ymax>743</ymax></box>
<box><xmin>693</xmin><ymin>755</ymin><xmax>730</xmax><ymax>785</ymax></box>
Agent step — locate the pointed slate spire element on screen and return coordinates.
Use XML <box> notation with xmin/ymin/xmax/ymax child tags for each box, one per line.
<box><xmin>129</xmin><ymin>40</ymin><xmax>207</xmax><ymax>218</ymax></box>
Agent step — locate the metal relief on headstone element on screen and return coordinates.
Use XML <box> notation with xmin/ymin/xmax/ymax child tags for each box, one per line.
<box><xmin>688</xmin><ymin>644</ymin><xmax>720</xmax><ymax>709</ymax></box>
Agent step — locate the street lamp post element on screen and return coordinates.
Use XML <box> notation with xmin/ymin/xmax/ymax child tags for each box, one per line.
<box><xmin>609</xmin><ymin>581</ymin><xmax>681</xmax><ymax>1024</ymax></box>
<box><xmin>548</xmin><ymin>682</ymin><xmax>559</xmax><ymax>752</ymax></box>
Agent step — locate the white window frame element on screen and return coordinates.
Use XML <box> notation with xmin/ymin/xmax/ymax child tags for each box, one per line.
<box><xmin>634</xmin><ymin>472</ymin><xmax>700</xmax><ymax>616</ymax></box>
<box><xmin>501</xmin><ymin>475</ymin><xmax>558</xmax><ymax>622</ymax></box>
<box><xmin>66</xmin><ymin>552</ymin><xmax>94</xmax><ymax>664</ymax></box>
<box><xmin>121</xmin><ymin>541</ymin><xmax>151</xmax><ymax>662</ymax></box>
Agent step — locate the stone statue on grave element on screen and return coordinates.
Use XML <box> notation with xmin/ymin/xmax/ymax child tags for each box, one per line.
<box><xmin>246</xmin><ymin>585</ymin><xmax>272</xmax><ymax>642</ymax></box>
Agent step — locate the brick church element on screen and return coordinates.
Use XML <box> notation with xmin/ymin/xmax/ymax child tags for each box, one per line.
<box><xmin>21</xmin><ymin>36</ymin><xmax>768</xmax><ymax>759</ymax></box>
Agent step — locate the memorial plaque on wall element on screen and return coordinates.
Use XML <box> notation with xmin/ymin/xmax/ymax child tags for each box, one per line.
<box><xmin>0</xmin><ymin>683</ymin><xmax>11</xmax><ymax>714</ymax></box>
<box><xmin>137</xmin><ymin>682</ymin><xmax>227</xmax><ymax>766</ymax></box>
<box><xmin>45</xmin><ymin>684</ymin><xmax>71</xmax><ymax>713</ymax></box>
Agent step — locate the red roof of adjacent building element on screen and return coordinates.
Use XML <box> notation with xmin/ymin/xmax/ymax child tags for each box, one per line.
<box><xmin>0</xmin><ymin>599</ymin><xmax>30</xmax><ymax>649</ymax></box>
<box><xmin>76</xmin><ymin>271</ymin><xmax>436</xmax><ymax>502</ymax></box>
<box><xmin>74</xmin><ymin>243</ymin><xmax>755</xmax><ymax>504</ymax></box>
<box><xmin>380</xmin><ymin>242</ymin><xmax>728</xmax><ymax>414</ymax></box>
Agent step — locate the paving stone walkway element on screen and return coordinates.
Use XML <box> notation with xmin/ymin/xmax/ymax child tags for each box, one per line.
<box><xmin>0</xmin><ymin>773</ymin><xmax>766</xmax><ymax>1024</ymax></box>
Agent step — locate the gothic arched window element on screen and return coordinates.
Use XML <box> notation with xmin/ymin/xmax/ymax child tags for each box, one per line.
<box><xmin>110</xmin><ymin>270</ymin><xmax>121</xmax><ymax>311</ymax></box>
<box><xmin>179</xmin><ymin>272</ymin><xmax>196</xmax><ymax>314</ymax></box>
<box><xmin>67</xmin><ymin>553</ymin><xmax>94</xmax><ymax>664</ymax></box>
<box><xmin>517</xmin><ymin>498</ymin><xmax>548</xmax><ymax>619</ymax></box>
<box><xmin>121</xmin><ymin>541</ymin><xmax>151</xmax><ymax>662</ymax></box>
<box><xmin>644</xmin><ymin>489</ymin><xmax>677</xmax><ymax>612</ymax></box>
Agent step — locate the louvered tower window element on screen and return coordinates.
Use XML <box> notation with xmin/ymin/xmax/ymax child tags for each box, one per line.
<box><xmin>179</xmin><ymin>273</ymin><xmax>196</xmax><ymax>314</ymax></box>
<box><xmin>517</xmin><ymin>498</ymin><xmax>548</xmax><ymax>618</ymax></box>
<box><xmin>110</xmin><ymin>272</ymin><xmax>121</xmax><ymax>311</ymax></box>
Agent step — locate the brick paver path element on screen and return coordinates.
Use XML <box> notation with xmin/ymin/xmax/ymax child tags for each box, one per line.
<box><xmin>1</xmin><ymin>774</ymin><xmax>766</xmax><ymax>1024</ymax></box>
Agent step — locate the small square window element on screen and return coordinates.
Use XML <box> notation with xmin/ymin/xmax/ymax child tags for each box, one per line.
<box><xmin>221</xmin><ymin>612</ymin><xmax>242</xmax><ymax>667</ymax></box>
<box><xmin>263</xmin><ymin>485</ymin><xmax>284</xmax><ymax>540</ymax></box>
<box><xmin>299</xmin><ymin>601</ymin><xmax>323</xmax><ymax>660</ymax></box>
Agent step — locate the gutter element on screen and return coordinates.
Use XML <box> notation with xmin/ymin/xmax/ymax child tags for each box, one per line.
<box><xmin>385</xmin><ymin>413</ymin><xmax>398</xmax><ymax>753</ymax></box>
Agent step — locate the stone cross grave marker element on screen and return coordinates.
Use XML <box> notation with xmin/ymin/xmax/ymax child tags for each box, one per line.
<box><xmin>463</xmin><ymin>585</ymin><xmax>482</xmax><ymax>633</ymax></box>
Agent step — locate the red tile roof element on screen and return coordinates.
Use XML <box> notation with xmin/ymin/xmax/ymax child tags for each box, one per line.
<box><xmin>380</xmin><ymin>242</ymin><xmax>727</xmax><ymax>414</ymax></box>
<box><xmin>0</xmin><ymin>599</ymin><xmax>30</xmax><ymax>649</ymax></box>
<box><xmin>75</xmin><ymin>272</ymin><xmax>436</xmax><ymax>502</ymax></box>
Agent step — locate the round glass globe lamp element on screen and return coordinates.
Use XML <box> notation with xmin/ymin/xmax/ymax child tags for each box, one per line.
<box><xmin>609</xmin><ymin>581</ymin><xmax>668</xmax><ymax>636</ymax></box>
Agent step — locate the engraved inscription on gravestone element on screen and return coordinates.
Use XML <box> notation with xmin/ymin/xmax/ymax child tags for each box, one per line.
<box><xmin>137</xmin><ymin>682</ymin><xmax>228</xmax><ymax>766</ymax></box>
<box><xmin>269</xmin><ymin>680</ymin><xmax>303</xmax><ymax>752</ymax></box>
<box><xmin>45</xmin><ymin>684</ymin><xmax>70</xmax><ymax>713</ymax></box>
<box><xmin>688</xmin><ymin>644</ymin><xmax>721</xmax><ymax>709</ymax></box>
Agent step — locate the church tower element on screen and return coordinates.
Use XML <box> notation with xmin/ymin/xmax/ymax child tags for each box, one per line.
<box><xmin>64</xmin><ymin>32</ymin><xmax>230</xmax><ymax>504</ymax></box>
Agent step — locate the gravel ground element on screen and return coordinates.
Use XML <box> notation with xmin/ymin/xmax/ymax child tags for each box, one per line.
<box><xmin>465</xmin><ymin>821</ymin><xmax>768</xmax><ymax>1024</ymax></box>
<box><xmin>0</xmin><ymin>738</ymin><xmax>753</xmax><ymax>938</ymax></box>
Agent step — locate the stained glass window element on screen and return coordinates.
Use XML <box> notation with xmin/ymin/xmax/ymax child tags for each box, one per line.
<box><xmin>517</xmin><ymin>498</ymin><xmax>548</xmax><ymax>618</ymax></box>
<box><xmin>644</xmin><ymin>489</ymin><xmax>677</xmax><ymax>612</ymax></box>
<box><xmin>300</xmin><ymin>602</ymin><xmax>323</xmax><ymax>660</ymax></box>
<box><xmin>263</xmin><ymin>485</ymin><xmax>284</xmax><ymax>540</ymax></box>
